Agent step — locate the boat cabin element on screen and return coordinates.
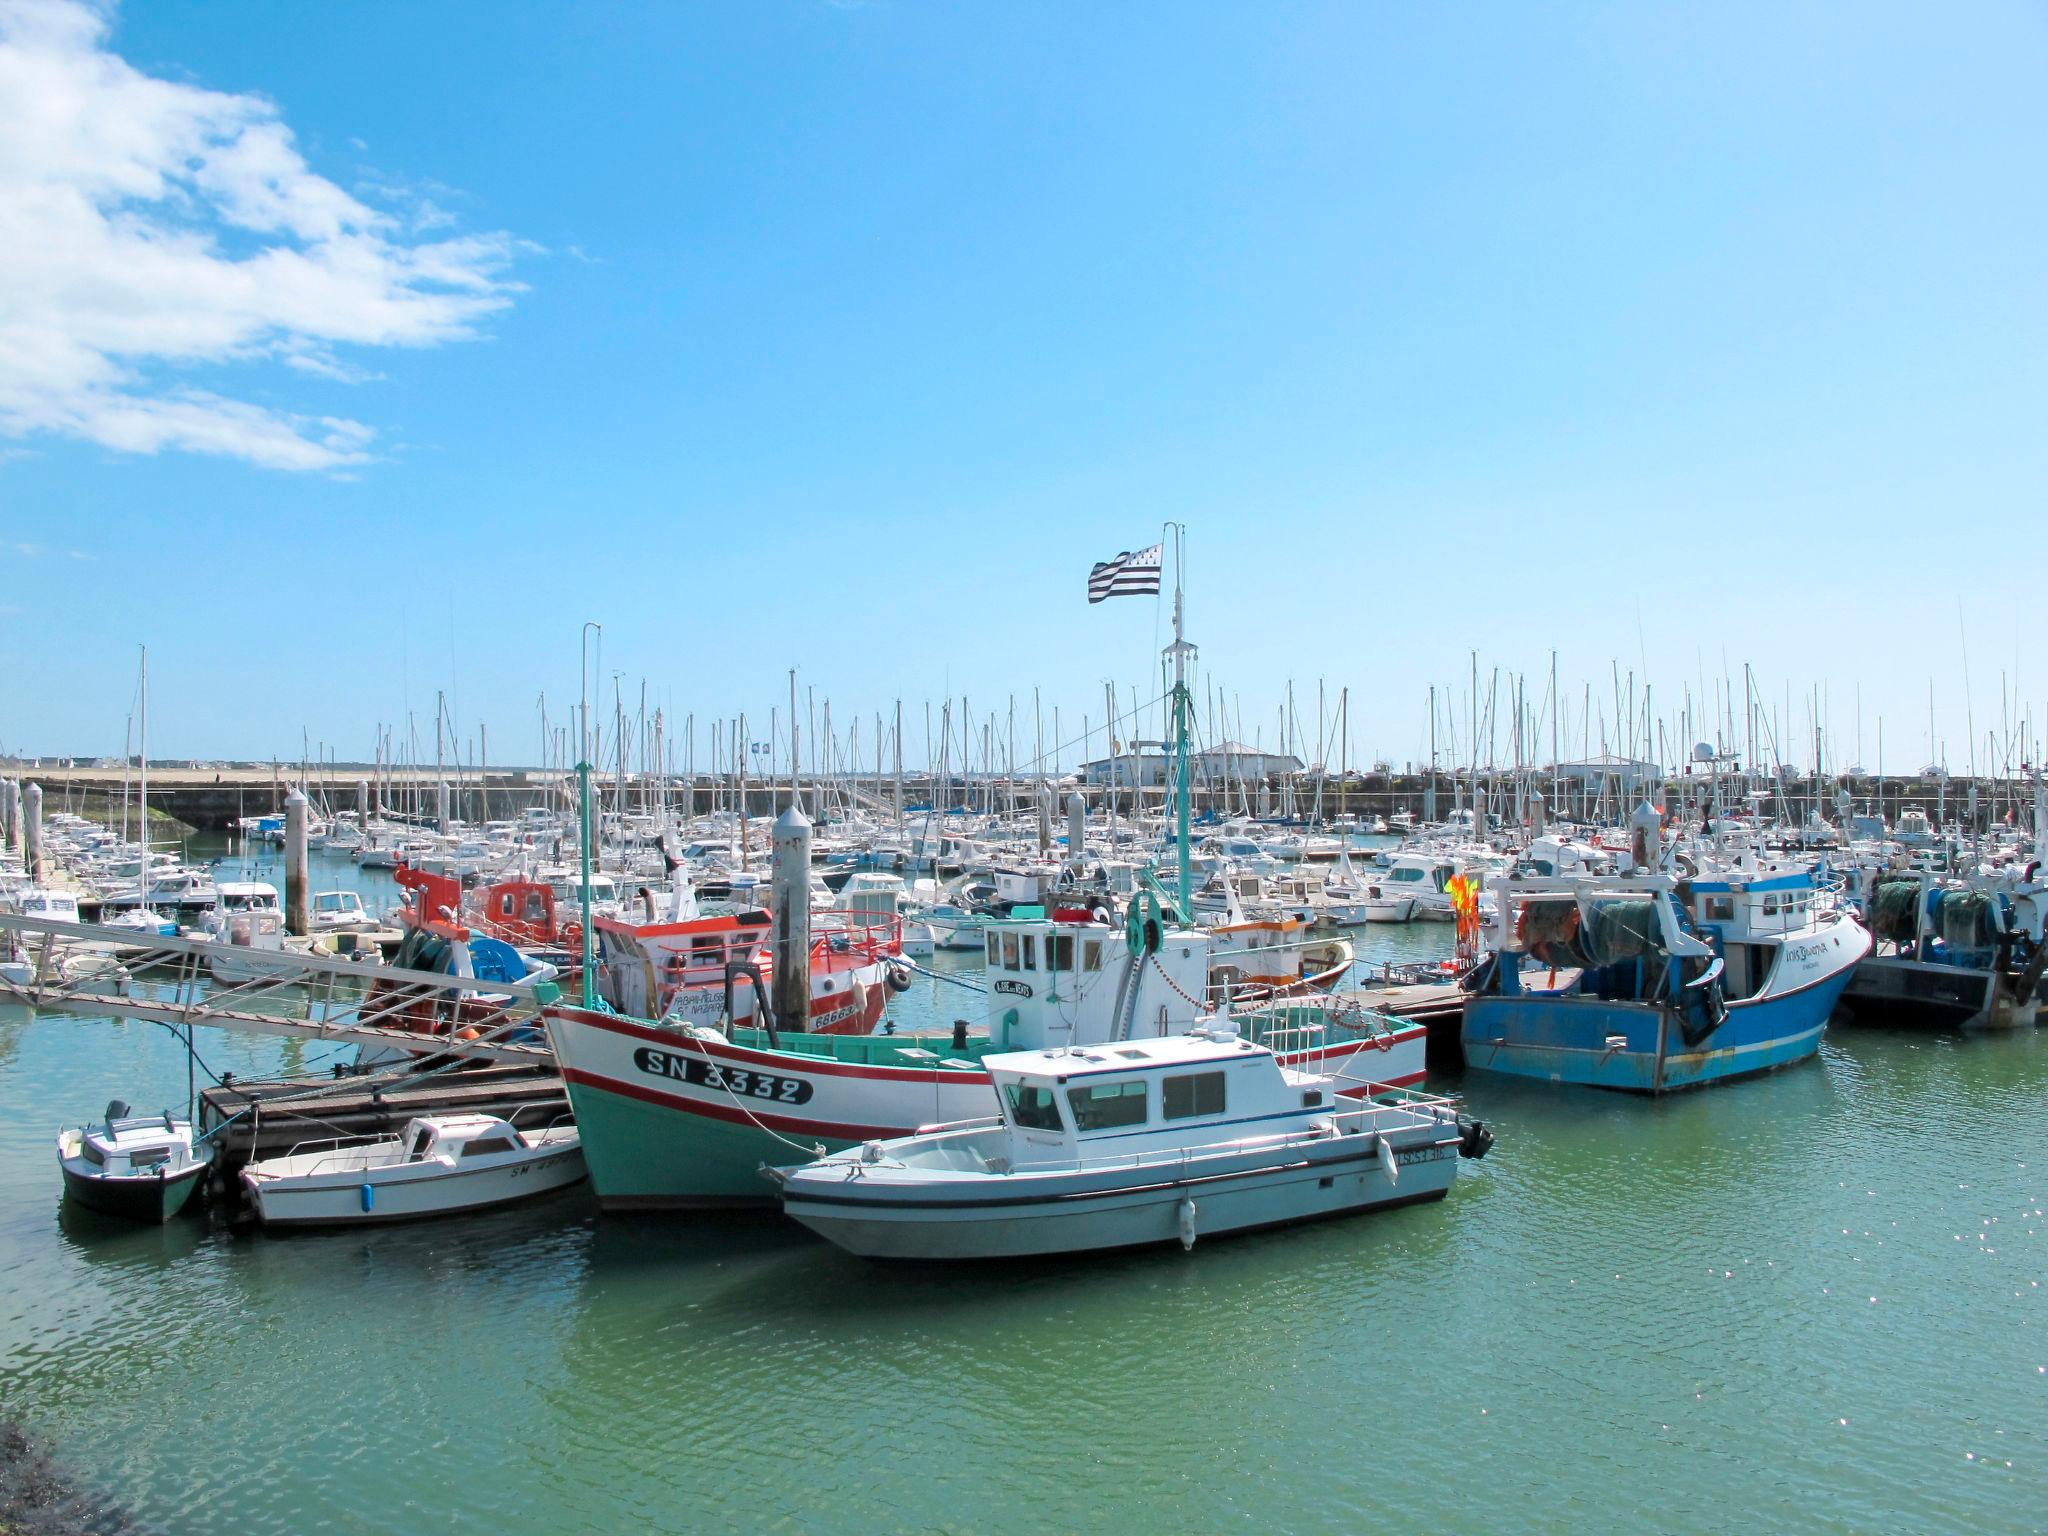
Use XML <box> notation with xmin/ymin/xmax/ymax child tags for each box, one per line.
<box><xmin>398</xmin><ymin>1114</ymin><xmax>526</xmax><ymax>1164</ymax></box>
<box><xmin>68</xmin><ymin>1107</ymin><xmax>198</xmax><ymax>1178</ymax></box>
<box><xmin>14</xmin><ymin>889</ymin><xmax>80</xmax><ymax>923</ymax></box>
<box><xmin>216</xmin><ymin>882</ymin><xmax>281</xmax><ymax>915</ymax></box>
<box><xmin>310</xmin><ymin>890</ymin><xmax>368</xmax><ymax>929</ymax></box>
<box><xmin>594</xmin><ymin>910</ymin><xmax>772</xmax><ymax>1022</ymax></box>
<box><xmin>987</xmin><ymin>1031</ymin><xmax>1321</xmax><ymax>1158</ymax></box>
<box><xmin>979</xmin><ymin>906</ymin><xmax>1210</xmax><ymax>1051</ymax></box>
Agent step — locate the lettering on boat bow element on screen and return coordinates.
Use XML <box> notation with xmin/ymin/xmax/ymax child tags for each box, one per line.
<box><xmin>632</xmin><ymin>1046</ymin><xmax>814</xmax><ymax>1105</ymax></box>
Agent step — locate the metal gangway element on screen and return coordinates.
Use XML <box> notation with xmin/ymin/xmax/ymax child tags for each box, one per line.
<box><xmin>0</xmin><ymin>913</ymin><xmax>557</xmax><ymax>1064</ymax></box>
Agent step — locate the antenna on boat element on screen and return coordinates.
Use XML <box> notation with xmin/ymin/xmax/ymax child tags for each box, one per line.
<box><xmin>578</xmin><ymin>621</ymin><xmax>602</xmax><ymax>1008</ymax></box>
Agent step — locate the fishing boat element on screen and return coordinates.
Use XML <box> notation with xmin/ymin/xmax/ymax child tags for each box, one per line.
<box><xmin>1843</xmin><ymin>866</ymin><xmax>2048</xmax><ymax>1031</ymax></box>
<box><xmin>1462</xmin><ymin>816</ymin><xmax>1869</xmax><ymax>1091</ymax></box>
<box><xmin>546</xmin><ymin>891</ymin><xmax>1425</xmax><ymax>1209</ymax></box>
<box><xmin>238</xmin><ymin>1115</ymin><xmax>584</xmax><ymax>1226</ymax></box>
<box><xmin>56</xmin><ymin>1102</ymin><xmax>209</xmax><ymax>1223</ymax></box>
<box><xmin>545</xmin><ymin>528</ymin><xmax>1422</xmax><ymax>1207</ymax></box>
<box><xmin>768</xmin><ymin>1030</ymin><xmax>1490</xmax><ymax>1261</ymax></box>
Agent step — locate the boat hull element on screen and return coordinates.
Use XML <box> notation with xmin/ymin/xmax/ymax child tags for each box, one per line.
<box><xmin>1841</xmin><ymin>955</ymin><xmax>2040</xmax><ymax>1031</ymax></box>
<box><xmin>781</xmin><ymin>1129</ymin><xmax>1462</xmax><ymax>1260</ymax></box>
<box><xmin>547</xmin><ymin>1006</ymin><xmax>1428</xmax><ymax>1209</ymax></box>
<box><xmin>241</xmin><ymin>1142</ymin><xmax>585</xmax><ymax>1226</ymax></box>
<box><xmin>60</xmin><ymin>1162</ymin><xmax>204</xmax><ymax>1224</ymax></box>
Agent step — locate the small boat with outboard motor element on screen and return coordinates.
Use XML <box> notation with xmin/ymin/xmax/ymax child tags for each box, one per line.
<box><xmin>56</xmin><ymin>1102</ymin><xmax>210</xmax><ymax>1223</ymax></box>
<box><xmin>766</xmin><ymin>1027</ymin><xmax>1491</xmax><ymax>1261</ymax></box>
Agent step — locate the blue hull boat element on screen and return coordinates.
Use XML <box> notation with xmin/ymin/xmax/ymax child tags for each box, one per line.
<box><xmin>1463</xmin><ymin>868</ymin><xmax>1870</xmax><ymax>1094</ymax></box>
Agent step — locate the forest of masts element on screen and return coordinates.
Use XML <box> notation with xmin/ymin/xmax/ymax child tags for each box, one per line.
<box><xmin>266</xmin><ymin>653</ymin><xmax>2048</xmax><ymax>827</ymax></box>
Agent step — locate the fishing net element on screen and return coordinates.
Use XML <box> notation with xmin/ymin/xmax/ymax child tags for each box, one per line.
<box><xmin>1938</xmin><ymin>889</ymin><xmax>2000</xmax><ymax>952</ymax></box>
<box><xmin>1522</xmin><ymin>898</ymin><xmax>1660</xmax><ymax>969</ymax></box>
<box><xmin>1868</xmin><ymin>878</ymin><xmax>1923</xmax><ymax>943</ymax></box>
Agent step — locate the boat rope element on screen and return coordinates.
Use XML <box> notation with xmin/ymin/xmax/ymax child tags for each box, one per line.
<box><xmin>671</xmin><ymin>1029</ymin><xmax>829</xmax><ymax>1160</ymax></box>
<box><xmin>883</xmin><ymin>957</ymin><xmax>986</xmax><ymax>993</ymax></box>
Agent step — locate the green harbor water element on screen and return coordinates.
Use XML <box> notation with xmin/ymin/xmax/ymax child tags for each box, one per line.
<box><xmin>1</xmin><ymin>847</ymin><xmax>2043</xmax><ymax>1532</ymax></box>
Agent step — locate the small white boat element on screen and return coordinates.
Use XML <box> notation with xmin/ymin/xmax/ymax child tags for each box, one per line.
<box><xmin>239</xmin><ymin>1114</ymin><xmax>585</xmax><ymax>1226</ymax></box>
<box><xmin>309</xmin><ymin>890</ymin><xmax>376</xmax><ymax>933</ymax></box>
<box><xmin>57</xmin><ymin>1102</ymin><xmax>209</xmax><ymax>1223</ymax></box>
<box><xmin>770</xmin><ymin>1031</ymin><xmax>1491</xmax><ymax>1261</ymax></box>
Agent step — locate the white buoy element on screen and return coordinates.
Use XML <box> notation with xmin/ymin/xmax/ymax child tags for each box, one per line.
<box><xmin>1377</xmin><ymin>1133</ymin><xmax>1399</xmax><ymax>1186</ymax></box>
<box><xmin>771</xmin><ymin>804</ymin><xmax>813</xmax><ymax>1032</ymax></box>
<box><xmin>1177</xmin><ymin>1194</ymin><xmax>1198</xmax><ymax>1251</ymax></box>
<box><xmin>284</xmin><ymin>788</ymin><xmax>309</xmax><ymax>937</ymax></box>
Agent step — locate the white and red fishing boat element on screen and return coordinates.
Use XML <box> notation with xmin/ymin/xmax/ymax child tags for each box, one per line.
<box><xmin>545</xmin><ymin>895</ymin><xmax>1423</xmax><ymax>1210</ymax></box>
<box><xmin>588</xmin><ymin>873</ymin><xmax>906</xmax><ymax>1038</ymax></box>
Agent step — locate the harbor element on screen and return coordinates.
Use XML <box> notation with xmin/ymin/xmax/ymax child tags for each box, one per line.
<box><xmin>6</xmin><ymin>3</ymin><xmax>2046</xmax><ymax>1531</ymax></box>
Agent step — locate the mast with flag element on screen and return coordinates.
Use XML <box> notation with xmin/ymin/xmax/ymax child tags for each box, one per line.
<box><xmin>1087</xmin><ymin>533</ymin><xmax>1192</xmax><ymax>915</ymax></box>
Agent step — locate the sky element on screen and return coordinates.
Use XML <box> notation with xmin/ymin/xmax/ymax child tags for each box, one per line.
<box><xmin>2</xmin><ymin>0</ymin><xmax>2044</xmax><ymax>776</ymax></box>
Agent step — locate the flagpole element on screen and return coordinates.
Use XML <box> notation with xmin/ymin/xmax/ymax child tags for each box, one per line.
<box><xmin>1165</xmin><ymin>524</ymin><xmax>1194</xmax><ymax>918</ymax></box>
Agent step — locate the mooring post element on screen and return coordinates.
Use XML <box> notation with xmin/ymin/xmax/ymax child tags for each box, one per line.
<box><xmin>1068</xmin><ymin>791</ymin><xmax>1087</xmax><ymax>870</ymax></box>
<box><xmin>22</xmin><ymin>782</ymin><xmax>42</xmax><ymax>883</ymax></box>
<box><xmin>0</xmin><ymin>777</ymin><xmax>17</xmax><ymax>853</ymax></box>
<box><xmin>284</xmin><ymin>788</ymin><xmax>309</xmax><ymax>936</ymax></box>
<box><xmin>771</xmin><ymin>804</ymin><xmax>812</xmax><ymax>1032</ymax></box>
<box><xmin>1037</xmin><ymin>785</ymin><xmax>1052</xmax><ymax>858</ymax></box>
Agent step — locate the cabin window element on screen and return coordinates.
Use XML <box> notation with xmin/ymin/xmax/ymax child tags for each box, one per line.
<box><xmin>1021</xmin><ymin>935</ymin><xmax>1036</xmax><ymax>971</ymax></box>
<box><xmin>128</xmin><ymin>1146</ymin><xmax>169</xmax><ymax>1169</ymax></box>
<box><xmin>1163</xmin><ymin>1071</ymin><xmax>1227</xmax><ymax>1120</ymax></box>
<box><xmin>1047</xmin><ymin>934</ymin><xmax>1075</xmax><ymax>972</ymax></box>
<box><xmin>986</xmin><ymin>934</ymin><xmax>1000</xmax><ymax>966</ymax></box>
<box><xmin>1001</xmin><ymin>934</ymin><xmax>1020</xmax><ymax>969</ymax></box>
<box><xmin>691</xmin><ymin>935</ymin><xmax>724</xmax><ymax>960</ymax></box>
<box><xmin>80</xmin><ymin>1140</ymin><xmax>104</xmax><ymax>1167</ymax></box>
<box><xmin>1003</xmin><ymin>1083</ymin><xmax>1064</xmax><ymax>1132</ymax></box>
<box><xmin>459</xmin><ymin>1137</ymin><xmax>517</xmax><ymax>1158</ymax></box>
<box><xmin>1704</xmin><ymin>897</ymin><xmax>1734</xmax><ymax>922</ymax></box>
<box><xmin>1762</xmin><ymin>895</ymin><xmax>1779</xmax><ymax>916</ymax></box>
<box><xmin>1067</xmin><ymin>1080</ymin><xmax>1148</xmax><ymax>1132</ymax></box>
<box><xmin>1082</xmin><ymin>940</ymin><xmax>1104</xmax><ymax>972</ymax></box>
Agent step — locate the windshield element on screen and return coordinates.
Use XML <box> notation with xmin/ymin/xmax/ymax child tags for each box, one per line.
<box><xmin>1003</xmin><ymin>1082</ymin><xmax>1064</xmax><ymax>1132</ymax></box>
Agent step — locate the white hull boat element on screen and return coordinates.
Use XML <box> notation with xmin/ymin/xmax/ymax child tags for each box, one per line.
<box><xmin>240</xmin><ymin>1115</ymin><xmax>585</xmax><ymax>1226</ymax></box>
<box><xmin>772</xmin><ymin>1030</ymin><xmax>1490</xmax><ymax>1261</ymax></box>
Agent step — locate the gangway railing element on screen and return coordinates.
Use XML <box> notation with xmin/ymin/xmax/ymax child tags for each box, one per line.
<box><xmin>0</xmin><ymin>914</ymin><xmax>556</xmax><ymax>1064</ymax></box>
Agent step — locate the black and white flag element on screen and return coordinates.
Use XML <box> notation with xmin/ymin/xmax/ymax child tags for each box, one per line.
<box><xmin>1087</xmin><ymin>543</ymin><xmax>1163</xmax><ymax>603</ymax></box>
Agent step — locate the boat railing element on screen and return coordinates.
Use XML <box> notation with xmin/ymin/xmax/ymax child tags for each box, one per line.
<box><xmin>810</xmin><ymin>908</ymin><xmax>902</xmax><ymax>963</ymax></box>
<box><xmin>267</xmin><ymin>1132</ymin><xmax>394</xmax><ymax>1177</ymax></box>
<box><xmin>878</xmin><ymin>1095</ymin><xmax>1461</xmax><ymax>1178</ymax></box>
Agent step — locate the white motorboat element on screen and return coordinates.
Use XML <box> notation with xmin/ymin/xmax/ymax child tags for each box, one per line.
<box><xmin>57</xmin><ymin>1102</ymin><xmax>209</xmax><ymax>1223</ymax></box>
<box><xmin>239</xmin><ymin>1114</ymin><xmax>585</xmax><ymax>1226</ymax></box>
<box><xmin>308</xmin><ymin>890</ymin><xmax>375</xmax><ymax>933</ymax></box>
<box><xmin>770</xmin><ymin>1030</ymin><xmax>1491</xmax><ymax>1261</ymax></box>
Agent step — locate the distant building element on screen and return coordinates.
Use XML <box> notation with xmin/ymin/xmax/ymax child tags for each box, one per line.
<box><xmin>1548</xmin><ymin>754</ymin><xmax>1663</xmax><ymax>793</ymax></box>
<box><xmin>1080</xmin><ymin>739</ymin><xmax>1303</xmax><ymax>788</ymax></box>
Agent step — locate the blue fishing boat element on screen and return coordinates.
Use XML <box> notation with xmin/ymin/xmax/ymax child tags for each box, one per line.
<box><xmin>1462</xmin><ymin>854</ymin><xmax>1869</xmax><ymax>1093</ymax></box>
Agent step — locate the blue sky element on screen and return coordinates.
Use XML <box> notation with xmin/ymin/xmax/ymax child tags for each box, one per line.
<box><xmin>2</xmin><ymin>1</ymin><xmax>2044</xmax><ymax>775</ymax></box>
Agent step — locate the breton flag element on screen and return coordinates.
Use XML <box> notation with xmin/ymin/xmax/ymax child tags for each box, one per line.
<box><xmin>1087</xmin><ymin>543</ymin><xmax>1163</xmax><ymax>603</ymax></box>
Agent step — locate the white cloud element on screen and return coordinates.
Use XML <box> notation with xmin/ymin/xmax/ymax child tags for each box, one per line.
<box><xmin>0</xmin><ymin>0</ymin><xmax>526</xmax><ymax>471</ymax></box>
